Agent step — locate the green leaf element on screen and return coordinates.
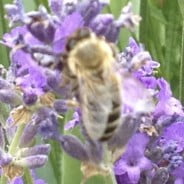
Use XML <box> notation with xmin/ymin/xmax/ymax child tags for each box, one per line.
<box><xmin>148</xmin><ymin>0</ymin><xmax>167</xmax><ymax>24</ymax></box>
<box><xmin>110</xmin><ymin>0</ymin><xmax>133</xmax><ymax>50</ymax></box>
<box><xmin>178</xmin><ymin>0</ymin><xmax>184</xmax><ymax>18</ymax></box>
<box><xmin>23</xmin><ymin>0</ymin><xmax>36</xmax><ymax>11</ymax></box>
<box><xmin>49</xmin><ymin>140</ymin><xmax>62</xmax><ymax>184</ymax></box>
<box><xmin>0</xmin><ymin>0</ymin><xmax>10</xmax><ymax>67</ymax></box>
<box><xmin>61</xmin><ymin>111</ymin><xmax>82</xmax><ymax>184</ymax></box>
<box><xmin>139</xmin><ymin>0</ymin><xmax>182</xmax><ymax>97</ymax></box>
<box><xmin>178</xmin><ymin>1</ymin><xmax>184</xmax><ymax>103</ymax></box>
<box><xmin>109</xmin><ymin>0</ymin><xmax>128</xmax><ymax>18</ymax></box>
<box><xmin>162</xmin><ymin>0</ymin><xmax>182</xmax><ymax>97</ymax></box>
<box><xmin>33</xmin><ymin>0</ymin><xmax>49</xmax><ymax>10</ymax></box>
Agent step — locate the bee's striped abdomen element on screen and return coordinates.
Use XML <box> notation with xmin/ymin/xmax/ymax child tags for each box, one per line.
<box><xmin>99</xmin><ymin>101</ymin><xmax>121</xmax><ymax>142</ymax></box>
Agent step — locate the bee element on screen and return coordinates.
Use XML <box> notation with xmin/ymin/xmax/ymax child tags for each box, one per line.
<box><xmin>63</xmin><ymin>28</ymin><xmax>122</xmax><ymax>142</ymax></box>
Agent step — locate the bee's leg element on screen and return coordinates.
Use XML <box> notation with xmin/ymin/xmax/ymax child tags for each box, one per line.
<box><xmin>107</xmin><ymin>114</ymin><xmax>141</xmax><ymax>162</ymax></box>
<box><xmin>65</xmin><ymin>98</ymin><xmax>79</xmax><ymax>108</ymax></box>
<box><xmin>80</xmin><ymin>124</ymin><xmax>104</xmax><ymax>164</ymax></box>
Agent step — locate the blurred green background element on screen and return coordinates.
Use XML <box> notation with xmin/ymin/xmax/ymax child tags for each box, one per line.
<box><xmin>0</xmin><ymin>0</ymin><xmax>184</xmax><ymax>184</ymax></box>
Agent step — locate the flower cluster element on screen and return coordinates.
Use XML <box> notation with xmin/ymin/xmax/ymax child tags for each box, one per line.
<box><xmin>0</xmin><ymin>0</ymin><xmax>183</xmax><ymax>184</ymax></box>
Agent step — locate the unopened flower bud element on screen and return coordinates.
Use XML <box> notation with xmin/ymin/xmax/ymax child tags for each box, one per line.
<box><xmin>59</xmin><ymin>135</ymin><xmax>89</xmax><ymax>161</ymax></box>
<box><xmin>17</xmin><ymin>144</ymin><xmax>50</xmax><ymax>157</ymax></box>
<box><xmin>14</xmin><ymin>155</ymin><xmax>48</xmax><ymax>169</ymax></box>
<box><xmin>0</xmin><ymin>89</ymin><xmax>22</xmax><ymax>106</ymax></box>
<box><xmin>23</xmin><ymin>92</ymin><xmax>38</xmax><ymax>105</ymax></box>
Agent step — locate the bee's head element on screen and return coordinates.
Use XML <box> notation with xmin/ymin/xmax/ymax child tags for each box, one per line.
<box><xmin>66</xmin><ymin>28</ymin><xmax>117</xmax><ymax>74</ymax></box>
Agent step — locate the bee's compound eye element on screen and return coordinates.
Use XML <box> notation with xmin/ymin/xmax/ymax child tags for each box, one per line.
<box><xmin>66</xmin><ymin>39</ymin><xmax>78</xmax><ymax>51</ymax></box>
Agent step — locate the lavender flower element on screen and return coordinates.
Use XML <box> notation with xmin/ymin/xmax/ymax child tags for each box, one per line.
<box><xmin>89</xmin><ymin>3</ymin><xmax>141</xmax><ymax>42</ymax></box>
<box><xmin>154</xmin><ymin>79</ymin><xmax>184</xmax><ymax>118</ymax></box>
<box><xmin>1</xmin><ymin>0</ymin><xmax>184</xmax><ymax>184</ymax></box>
<box><xmin>114</xmin><ymin>133</ymin><xmax>152</xmax><ymax>184</ymax></box>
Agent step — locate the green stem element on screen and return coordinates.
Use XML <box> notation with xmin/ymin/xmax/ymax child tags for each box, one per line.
<box><xmin>110</xmin><ymin>170</ymin><xmax>117</xmax><ymax>184</ymax></box>
<box><xmin>0</xmin><ymin>0</ymin><xmax>10</xmax><ymax>67</ymax></box>
<box><xmin>23</xmin><ymin>168</ymin><xmax>34</xmax><ymax>184</ymax></box>
<box><xmin>179</xmin><ymin>20</ymin><xmax>184</xmax><ymax>104</ymax></box>
<box><xmin>8</xmin><ymin>124</ymin><xmax>26</xmax><ymax>155</ymax></box>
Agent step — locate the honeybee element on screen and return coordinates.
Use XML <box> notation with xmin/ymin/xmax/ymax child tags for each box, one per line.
<box><xmin>63</xmin><ymin>28</ymin><xmax>122</xmax><ymax>142</ymax></box>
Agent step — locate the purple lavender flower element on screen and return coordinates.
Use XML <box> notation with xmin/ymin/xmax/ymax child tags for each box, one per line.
<box><xmin>49</xmin><ymin>0</ymin><xmax>62</xmax><ymax>17</ymax></box>
<box><xmin>53</xmin><ymin>12</ymin><xmax>84</xmax><ymax>53</ymax></box>
<box><xmin>115</xmin><ymin>2</ymin><xmax>141</xmax><ymax>31</ymax></box>
<box><xmin>89</xmin><ymin>3</ymin><xmax>141</xmax><ymax>42</ymax></box>
<box><xmin>116</xmin><ymin>173</ymin><xmax>133</xmax><ymax>184</ymax></box>
<box><xmin>64</xmin><ymin>110</ymin><xmax>81</xmax><ymax>130</ymax></box>
<box><xmin>10</xmin><ymin>48</ymin><xmax>48</xmax><ymax>96</ymax></box>
<box><xmin>1</xmin><ymin>26</ymin><xmax>41</xmax><ymax>48</ymax></box>
<box><xmin>154</xmin><ymin>79</ymin><xmax>184</xmax><ymax>118</ymax></box>
<box><xmin>119</xmin><ymin>37</ymin><xmax>160</xmax><ymax>77</ymax></box>
<box><xmin>19</xmin><ymin>122</ymin><xmax>39</xmax><ymax>147</ymax></box>
<box><xmin>4</xmin><ymin>0</ymin><xmax>25</xmax><ymax>27</ymax></box>
<box><xmin>121</xmin><ymin>75</ymin><xmax>155</xmax><ymax>113</ymax></box>
<box><xmin>35</xmin><ymin>108</ymin><xmax>60</xmax><ymax>139</ymax></box>
<box><xmin>75</xmin><ymin>0</ymin><xmax>109</xmax><ymax>26</ymax></box>
<box><xmin>161</xmin><ymin>122</ymin><xmax>184</xmax><ymax>152</ymax></box>
<box><xmin>114</xmin><ymin>133</ymin><xmax>152</xmax><ymax>184</ymax></box>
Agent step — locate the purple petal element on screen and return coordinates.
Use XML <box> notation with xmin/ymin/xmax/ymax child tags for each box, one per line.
<box><xmin>64</xmin><ymin>111</ymin><xmax>80</xmax><ymax>130</ymax></box>
<box><xmin>53</xmin><ymin>12</ymin><xmax>83</xmax><ymax>53</ymax></box>
<box><xmin>174</xmin><ymin>178</ymin><xmax>184</xmax><ymax>184</ymax></box>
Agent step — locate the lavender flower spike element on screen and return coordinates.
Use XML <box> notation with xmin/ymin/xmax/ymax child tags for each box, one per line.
<box><xmin>5</xmin><ymin>0</ymin><xmax>25</xmax><ymax>27</ymax></box>
<box><xmin>49</xmin><ymin>0</ymin><xmax>62</xmax><ymax>17</ymax></box>
<box><xmin>76</xmin><ymin>0</ymin><xmax>109</xmax><ymax>26</ymax></box>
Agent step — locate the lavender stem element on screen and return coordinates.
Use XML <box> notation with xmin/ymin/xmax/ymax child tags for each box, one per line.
<box><xmin>110</xmin><ymin>169</ymin><xmax>117</xmax><ymax>184</ymax></box>
<box><xmin>8</xmin><ymin>124</ymin><xmax>26</xmax><ymax>155</ymax></box>
<box><xmin>23</xmin><ymin>168</ymin><xmax>34</xmax><ymax>184</ymax></box>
